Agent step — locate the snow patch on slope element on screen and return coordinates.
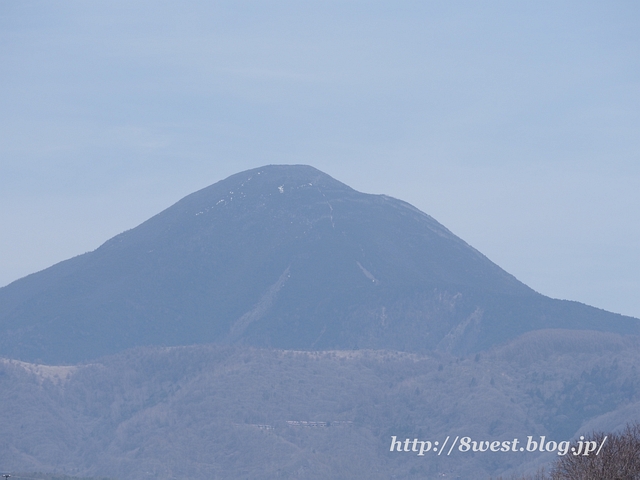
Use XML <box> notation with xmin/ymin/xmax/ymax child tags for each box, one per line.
<box><xmin>227</xmin><ymin>266</ymin><xmax>291</xmax><ymax>342</ymax></box>
<box><xmin>356</xmin><ymin>261</ymin><xmax>379</xmax><ymax>285</ymax></box>
<box><xmin>1</xmin><ymin>358</ymin><xmax>77</xmax><ymax>384</ymax></box>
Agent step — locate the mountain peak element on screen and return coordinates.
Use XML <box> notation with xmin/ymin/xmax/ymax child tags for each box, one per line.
<box><xmin>0</xmin><ymin>165</ymin><xmax>637</xmax><ymax>363</ymax></box>
<box><xmin>176</xmin><ymin>164</ymin><xmax>354</xmax><ymax>211</ymax></box>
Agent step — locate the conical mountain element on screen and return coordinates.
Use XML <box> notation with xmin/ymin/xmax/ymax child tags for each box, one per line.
<box><xmin>1</xmin><ymin>165</ymin><xmax>638</xmax><ymax>363</ymax></box>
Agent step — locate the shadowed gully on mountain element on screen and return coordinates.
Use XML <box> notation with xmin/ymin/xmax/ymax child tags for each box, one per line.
<box><xmin>0</xmin><ymin>165</ymin><xmax>638</xmax><ymax>363</ymax></box>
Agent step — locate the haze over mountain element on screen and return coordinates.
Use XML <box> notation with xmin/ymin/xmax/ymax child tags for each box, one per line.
<box><xmin>0</xmin><ymin>165</ymin><xmax>637</xmax><ymax>363</ymax></box>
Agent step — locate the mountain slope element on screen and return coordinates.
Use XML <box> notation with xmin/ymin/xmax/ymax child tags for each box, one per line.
<box><xmin>2</xmin><ymin>334</ymin><xmax>640</xmax><ymax>479</ymax></box>
<box><xmin>0</xmin><ymin>165</ymin><xmax>637</xmax><ymax>363</ymax></box>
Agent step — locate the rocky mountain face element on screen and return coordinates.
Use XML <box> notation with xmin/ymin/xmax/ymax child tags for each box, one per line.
<box><xmin>0</xmin><ymin>165</ymin><xmax>638</xmax><ymax>364</ymax></box>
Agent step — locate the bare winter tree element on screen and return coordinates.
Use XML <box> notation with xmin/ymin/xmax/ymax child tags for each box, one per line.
<box><xmin>492</xmin><ymin>422</ymin><xmax>640</xmax><ymax>480</ymax></box>
<box><xmin>551</xmin><ymin>422</ymin><xmax>640</xmax><ymax>480</ymax></box>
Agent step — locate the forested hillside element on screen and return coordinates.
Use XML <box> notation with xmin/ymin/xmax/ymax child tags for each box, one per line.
<box><xmin>2</xmin><ymin>329</ymin><xmax>639</xmax><ymax>479</ymax></box>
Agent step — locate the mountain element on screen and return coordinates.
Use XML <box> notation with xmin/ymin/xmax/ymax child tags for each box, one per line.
<box><xmin>0</xmin><ymin>165</ymin><xmax>638</xmax><ymax>363</ymax></box>
<box><xmin>2</xmin><ymin>165</ymin><xmax>640</xmax><ymax>480</ymax></box>
<box><xmin>2</xmin><ymin>333</ymin><xmax>640</xmax><ymax>480</ymax></box>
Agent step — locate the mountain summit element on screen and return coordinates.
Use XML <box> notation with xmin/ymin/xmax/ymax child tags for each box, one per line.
<box><xmin>1</xmin><ymin>165</ymin><xmax>638</xmax><ymax>363</ymax></box>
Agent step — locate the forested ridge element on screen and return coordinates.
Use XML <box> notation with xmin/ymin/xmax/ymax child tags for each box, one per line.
<box><xmin>2</xmin><ymin>329</ymin><xmax>639</xmax><ymax>479</ymax></box>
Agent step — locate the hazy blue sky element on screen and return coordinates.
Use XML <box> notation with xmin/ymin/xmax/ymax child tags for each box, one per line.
<box><xmin>1</xmin><ymin>1</ymin><xmax>639</xmax><ymax>318</ymax></box>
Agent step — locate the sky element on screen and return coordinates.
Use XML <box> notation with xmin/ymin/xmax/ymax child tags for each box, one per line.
<box><xmin>1</xmin><ymin>1</ymin><xmax>639</xmax><ymax>318</ymax></box>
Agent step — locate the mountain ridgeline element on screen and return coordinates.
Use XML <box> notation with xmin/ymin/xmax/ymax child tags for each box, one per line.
<box><xmin>0</xmin><ymin>165</ymin><xmax>638</xmax><ymax>363</ymax></box>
